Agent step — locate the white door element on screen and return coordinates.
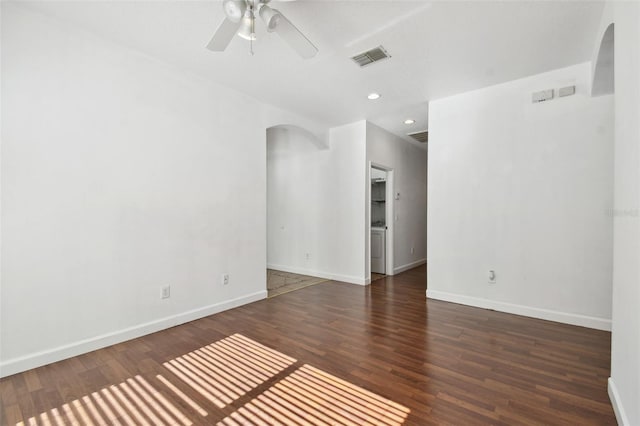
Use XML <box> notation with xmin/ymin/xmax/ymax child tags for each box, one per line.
<box><xmin>371</xmin><ymin>229</ymin><xmax>386</xmax><ymax>274</ymax></box>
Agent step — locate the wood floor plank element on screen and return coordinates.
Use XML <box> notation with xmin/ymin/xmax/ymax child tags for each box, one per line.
<box><xmin>0</xmin><ymin>404</ymin><xmax>23</xmax><ymax>426</ymax></box>
<box><xmin>0</xmin><ymin>266</ymin><xmax>615</xmax><ymax>425</ymax></box>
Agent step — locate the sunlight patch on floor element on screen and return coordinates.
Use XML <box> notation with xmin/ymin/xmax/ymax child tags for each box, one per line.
<box><xmin>17</xmin><ymin>375</ymin><xmax>190</xmax><ymax>426</ymax></box>
<box><xmin>15</xmin><ymin>334</ymin><xmax>409</xmax><ymax>425</ymax></box>
<box><xmin>218</xmin><ymin>364</ymin><xmax>410</xmax><ymax>426</ymax></box>
<box><xmin>162</xmin><ymin>333</ymin><xmax>296</xmax><ymax>408</ymax></box>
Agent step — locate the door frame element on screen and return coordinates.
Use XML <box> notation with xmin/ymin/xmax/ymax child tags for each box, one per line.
<box><xmin>368</xmin><ymin>162</ymin><xmax>394</xmax><ymax>282</ymax></box>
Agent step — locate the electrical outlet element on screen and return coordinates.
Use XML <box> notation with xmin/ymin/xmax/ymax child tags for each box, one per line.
<box><xmin>305</xmin><ymin>253</ymin><xmax>310</xmax><ymax>260</ymax></box>
<box><xmin>222</xmin><ymin>273</ymin><xmax>229</xmax><ymax>286</ymax></box>
<box><xmin>488</xmin><ymin>270</ymin><xmax>497</xmax><ymax>284</ymax></box>
<box><xmin>161</xmin><ymin>286</ymin><xmax>171</xmax><ymax>299</ymax></box>
<box><xmin>411</xmin><ymin>247</ymin><xmax>415</xmax><ymax>254</ymax></box>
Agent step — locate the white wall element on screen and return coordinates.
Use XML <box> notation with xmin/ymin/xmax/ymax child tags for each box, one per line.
<box><xmin>366</xmin><ymin>123</ymin><xmax>427</xmax><ymax>276</ymax></box>
<box><xmin>267</xmin><ymin>120</ymin><xmax>427</xmax><ymax>284</ymax></box>
<box><xmin>427</xmin><ymin>63</ymin><xmax>614</xmax><ymax>331</ymax></box>
<box><xmin>597</xmin><ymin>2</ymin><xmax>640</xmax><ymax>425</ymax></box>
<box><xmin>267</xmin><ymin>121</ymin><xmax>367</xmax><ymax>284</ymax></box>
<box><xmin>0</xmin><ymin>4</ymin><xmax>318</xmax><ymax>376</ymax></box>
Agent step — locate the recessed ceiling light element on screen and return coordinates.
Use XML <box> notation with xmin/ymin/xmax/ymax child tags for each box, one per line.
<box><xmin>404</xmin><ymin>119</ymin><xmax>416</xmax><ymax>125</ymax></box>
<box><xmin>367</xmin><ymin>93</ymin><xmax>381</xmax><ymax>100</ymax></box>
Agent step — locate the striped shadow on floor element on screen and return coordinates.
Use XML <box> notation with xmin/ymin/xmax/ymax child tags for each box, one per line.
<box><xmin>162</xmin><ymin>334</ymin><xmax>296</xmax><ymax>409</ymax></box>
<box><xmin>17</xmin><ymin>375</ymin><xmax>191</xmax><ymax>426</ymax></box>
<box><xmin>217</xmin><ymin>364</ymin><xmax>410</xmax><ymax>426</ymax></box>
<box><xmin>15</xmin><ymin>334</ymin><xmax>409</xmax><ymax>425</ymax></box>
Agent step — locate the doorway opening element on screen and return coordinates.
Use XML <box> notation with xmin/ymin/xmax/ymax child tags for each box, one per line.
<box><xmin>369</xmin><ymin>163</ymin><xmax>394</xmax><ymax>283</ymax></box>
<box><xmin>266</xmin><ymin>125</ymin><xmax>330</xmax><ymax>297</ymax></box>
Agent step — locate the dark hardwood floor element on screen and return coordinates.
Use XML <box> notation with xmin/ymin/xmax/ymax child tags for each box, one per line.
<box><xmin>0</xmin><ymin>266</ymin><xmax>616</xmax><ymax>425</ymax></box>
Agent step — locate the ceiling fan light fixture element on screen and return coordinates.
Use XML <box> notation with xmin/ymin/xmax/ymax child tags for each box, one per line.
<box><xmin>222</xmin><ymin>0</ymin><xmax>246</xmax><ymax>23</ymax></box>
<box><xmin>207</xmin><ymin>0</ymin><xmax>317</xmax><ymax>59</ymax></box>
<box><xmin>259</xmin><ymin>5</ymin><xmax>282</xmax><ymax>32</ymax></box>
<box><xmin>237</xmin><ymin>9</ymin><xmax>256</xmax><ymax>41</ymax></box>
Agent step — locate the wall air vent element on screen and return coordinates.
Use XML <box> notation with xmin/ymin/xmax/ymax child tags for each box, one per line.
<box><xmin>408</xmin><ymin>131</ymin><xmax>428</xmax><ymax>143</ymax></box>
<box><xmin>351</xmin><ymin>46</ymin><xmax>391</xmax><ymax>67</ymax></box>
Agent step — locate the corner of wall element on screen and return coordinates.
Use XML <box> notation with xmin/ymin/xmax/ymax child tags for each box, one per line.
<box><xmin>609</xmin><ymin>377</ymin><xmax>630</xmax><ymax>426</ymax></box>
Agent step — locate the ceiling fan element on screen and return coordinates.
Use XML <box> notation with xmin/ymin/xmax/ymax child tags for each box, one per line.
<box><xmin>206</xmin><ymin>0</ymin><xmax>318</xmax><ymax>59</ymax></box>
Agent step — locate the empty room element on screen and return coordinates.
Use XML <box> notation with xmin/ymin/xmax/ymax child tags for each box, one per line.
<box><xmin>1</xmin><ymin>1</ymin><xmax>639</xmax><ymax>425</ymax></box>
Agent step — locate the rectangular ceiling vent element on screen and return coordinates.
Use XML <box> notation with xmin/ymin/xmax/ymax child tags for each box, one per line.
<box><xmin>408</xmin><ymin>131</ymin><xmax>428</xmax><ymax>143</ymax></box>
<box><xmin>351</xmin><ymin>46</ymin><xmax>391</xmax><ymax>67</ymax></box>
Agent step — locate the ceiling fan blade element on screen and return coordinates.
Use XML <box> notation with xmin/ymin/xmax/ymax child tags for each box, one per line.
<box><xmin>272</xmin><ymin>11</ymin><xmax>318</xmax><ymax>59</ymax></box>
<box><xmin>206</xmin><ymin>18</ymin><xmax>241</xmax><ymax>51</ymax></box>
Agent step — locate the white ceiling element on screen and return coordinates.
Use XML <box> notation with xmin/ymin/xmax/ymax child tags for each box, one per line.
<box><xmin>15</xmin><ymin>0</ymin><xmax>605</xmax><ymax>147</ymax></box>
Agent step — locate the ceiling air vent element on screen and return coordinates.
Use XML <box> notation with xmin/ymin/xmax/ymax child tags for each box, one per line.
<box><xmin>351</xmin><ymin>46</ymin><xmax>391</xmax><ymax>67</ymax></box>
<box><xmin>408</xmin><ymin>131</ymin><xmax>428</xmax><ymax>143</ymax></box>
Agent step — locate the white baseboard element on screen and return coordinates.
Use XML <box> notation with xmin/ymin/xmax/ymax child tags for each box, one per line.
<box><xmin>608</xmin><ymin>377</ymin><xmax>630</xmax><ymax>426</ymax></box>
<box><xmin>267</xmin><ymin>263</ymin><xmax>367</xmax><ymax>285</ymax></box>
<box><xmin>426</xmin><ymin>289</ymin><xmax>611</xmax><ymax>331</ymax></box>
<box><xmin>393</xmin><ymin>258</ymin><xmax>427</xmax><ymax>275</ymax></box>
<box><xmin>0</xmin><ymin>290</ymin><xmax>267</xmax><ymax>378</ymax></box>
